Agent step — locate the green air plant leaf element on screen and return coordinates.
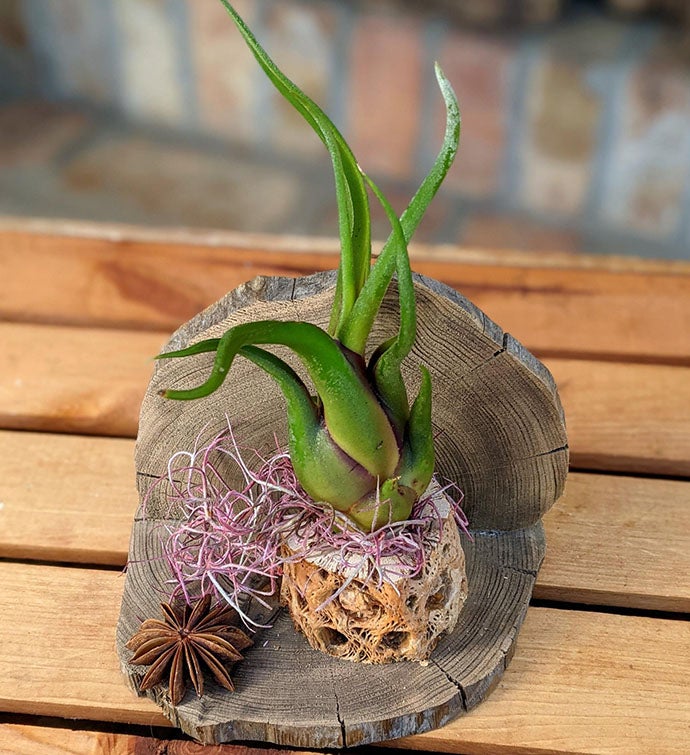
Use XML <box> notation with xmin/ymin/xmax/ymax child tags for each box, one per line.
<box><xmin>336</xmin><ymin>63</ymin><xmax>461</xmax><ymax>356</ymax></box>
<box><xmin>216</xmin><ymin>1</ymin><xmax>370</xmax><ymax>335</ymax></box>
<box><xmin>158</xmin><ymin>321</ymin><xmax>399</xmax><ymax>480</ymax></box>
<box><xmin>157</xmin><ymin>1</ymin><xmax>461</xmax><ymax>531</ymax></box>
<box><xmin>236</xmin><ymin>346</ymin><xmax>377</xmax><ymax>512</ymax></box>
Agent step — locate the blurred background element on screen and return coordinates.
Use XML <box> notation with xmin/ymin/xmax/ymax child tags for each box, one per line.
<box><xmin>1</xmin><ymin>0</ymin><xmax>689</xmax><ymax>260</ymax></box>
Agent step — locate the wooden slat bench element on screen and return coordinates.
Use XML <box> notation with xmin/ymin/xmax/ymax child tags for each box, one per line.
<box><xmin>0</xmin><ymin>218</ymin><xmax>688</xmax><ymax>754</ymax></box>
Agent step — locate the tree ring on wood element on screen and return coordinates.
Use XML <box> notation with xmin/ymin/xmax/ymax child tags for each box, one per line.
<box><xmin>118</xmin><ymin>270</ymin><xmax>568</xmax><ymax>747</ymax></box>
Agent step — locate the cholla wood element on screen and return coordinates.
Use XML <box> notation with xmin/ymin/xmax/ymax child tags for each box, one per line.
<box><xmin>118</xmin><ymin>271</ymin><xmax>568</xmax><ymax>747</ymax></box>
<box><xmin>281</xmin><ymin>485</ymin><xmax>468</xmax><ymax>664</ymax></box>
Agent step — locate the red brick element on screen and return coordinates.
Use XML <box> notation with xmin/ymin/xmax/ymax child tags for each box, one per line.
<box><xmin>348</xmin><ymin>13</ymin><xmax>424</xmax><ymax>180</ymax></box>
<box><xmin>0</xmin><ymin>103</ymin><xmax>91</xmax><ymax>169</ymax></box>
<box><xmin>187</xmin><ymin>0</ymin><xmax>258</xmax><ymax>141</ymax></box>
<box><xmin>437</xmin><ymin>30</ymin><xmax>514</xmax><ymax>197</ymax></box>
<box><xmin>459</xmin><ymin>211</ymin><xmax>581</xmax><ymax>253</ymax></box>
<box><xmin>264</xmin><ymin>1</ymin><xmax>338</xmax><ymax>156</ymax></box>
<box><xmin>520</xmin><ymin>18</ymin><xmax>625</xmax><ymax>217</ymax></box>
<box><xmin>601</xmin><ymin>32</ymin><xmax>690</xmax><ymax>238</ymax></box>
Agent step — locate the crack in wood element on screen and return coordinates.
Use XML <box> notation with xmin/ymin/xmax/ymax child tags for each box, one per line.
<box><xmin>500</xmin><ymin>563</ymin><xmax>539</xmax><ymax>578</ymax></box>
<box><xmin>430</xmin><ymin>658</ymin><xmax>468</xmax><ymax>712</ymax></box>
<box><xmin>330</xmin><ymin>668</ymin><xmax>347</xmax><ymax>748</ymax></box>
<box><xmin>432</xmin><ymin>442</ymin><xmax>569</xmax><ymax>473</ymax></box>
<box><xmin>534</xmin><ymin>444</ymin><xmax>569</xmax><ymax>458</ymax></box>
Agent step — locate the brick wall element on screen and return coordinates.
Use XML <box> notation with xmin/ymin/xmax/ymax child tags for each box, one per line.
<box><xmin>2</xmin><ymin>0</ymin><xmax>690</xmax><ymax>259</ymax></box>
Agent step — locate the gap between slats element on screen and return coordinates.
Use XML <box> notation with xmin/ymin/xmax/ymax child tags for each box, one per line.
<box><xmin>0</xmin><ymin>720</ymin><xmax>324</xmax><ymax>755</ymax></box>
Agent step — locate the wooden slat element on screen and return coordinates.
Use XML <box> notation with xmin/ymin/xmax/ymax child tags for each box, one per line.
<box><xmin>1</xmin><ymin>429</ymin><xmax>689</xmax><ymax>613</ymax></box>
<box><xmin>550</xmin><ymin>358</ymin><xmax>690</xmax><ymax>476</ymax></box>
<box><xmin>537</xmin><ymin>473</ymin><xmax>690</xmax><ymax>612</ymax></box>
<box><xmin>0</xmin><ymin>561</ymin><xmax>687</xmax><ymax>755</ymax></box>
<box><xmin>393</xmin><ymin>607</ymin><xmax>690</xmax><ymax>755</ymax></box>
<box><xmin>0</xmin><ymin>725</ymin><xmax>135</xmax><ymax>755</ymax></box>
<box><xmin>2</xmin><ymin>221</ymin><xmax>690</xmax><ymax>364</ymax></box>
<box><xmin>0</xmin><ymin>430</ymin><xmax>137</xmax><ymax>565</ymax></box>
<box><xmin>0</xmin><ymin>563</ymin><xmax>160</xmax><ymax>726</ymax></box>
<box><xmin>0</xmin><ymin>225</ymin><xmax>337</xmax><ymax>332</ymax></box>
<box><xmin>2</xmin><ymin>323</ymin><xmax>689</xmax><ymax>476</ymax></box>
<box><xmin>0</xmin><ymin>725</ymin><xmax>121</xmax><ymax>755</ymax></box>
<box><xmin>0</xmin><ymin>724</ymin><xmax>320</xmax><ymax>754</ymax></box>
<box><xmin>0</xmin><ymin>323</ymin><xmax>164</xmax><ymax>437</ymax></box>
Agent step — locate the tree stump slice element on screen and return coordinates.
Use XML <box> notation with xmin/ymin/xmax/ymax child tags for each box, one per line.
<box><xmin>117</xmin><ymin>271</ymin><xmax>568</xmax><ymax>747</ymax></box>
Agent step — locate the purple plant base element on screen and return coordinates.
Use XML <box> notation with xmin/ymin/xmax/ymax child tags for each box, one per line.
<box><xmin>143</xmin><ymin>422</ymin><xmax>470</xmax><ymax>630</ymax></box>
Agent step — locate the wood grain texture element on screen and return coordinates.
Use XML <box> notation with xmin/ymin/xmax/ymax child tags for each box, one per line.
<box><xmin>118</xmin><ymin>515</ymin><xmax>543</xmax><ymax>746</ymax></box>
<box><xmin>1</xmin><ymin>427</ymin><xmax>688</xmax><ymax>612</ymax></box>
<box><xmin>0</xmin><ymin>562</ymin><xmax>163</xmax><ymax>727</ymax></box>
<box><xmin>392</xmin><ymin>606</ymin><xmax>690</xmax><ymax>755</ymax></box>
<box><xmin>0</xmin><ymin>225</ymin><xmax>338</xmax><ymax>333</ymax></box>
<box><xmin>0</xmin><ymin>561</ymin><xmax>688</xmax><ymax>755</ymax></box>
<box><xmin>0</xmin><ymin>725</ymin><xmax>133</xmax><ymax>755</ymax></box>
<box><xmin>3</xmin><ymin>221</ymin><xmax>690</xmax><ymax>364</ymax></box>
<box><xmin>0</xmin><ymin>430</ymin><xmax>137</xmax><ymax>564</ymax></box>
<box><xmin>552</xmin><ymin>358</ymin><xmax>690</xmax><ymax>476</ymax></box>
<box><xmin>537</xmin><ymin>473</ymin><xmax>690</xmax><ymax>612</ymax></box>
<box><xmin>0</xmin><ymin>322</ymin><xmax>165</xmax><ymax>436</ymax></box>
<box><xmin>121</xmin><ymin>271</ymin><xmax>567</xmax><ymax>744</ymax></box>
<box><xmin>2</xmin><ymin>220</ymin><xmax>687</xmax><ymax>753</ymax></box>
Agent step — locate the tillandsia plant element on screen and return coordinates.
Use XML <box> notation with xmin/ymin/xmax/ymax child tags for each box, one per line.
<box><xmin>157</xmin><ymin>1</ymin><xmax>460</xmax><ymax>532</ymax></box>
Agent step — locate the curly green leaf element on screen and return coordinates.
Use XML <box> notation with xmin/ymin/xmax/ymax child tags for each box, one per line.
<box><xmin>157</xmin><ymin>320</ymin><xmax>399</xmax><ymax>479</ymax></box>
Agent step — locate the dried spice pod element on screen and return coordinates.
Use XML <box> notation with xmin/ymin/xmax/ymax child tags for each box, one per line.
<box><xmin>126</xmin><ymin>596</ymin><xmax>252</xmax><ymax>705</ymax></box>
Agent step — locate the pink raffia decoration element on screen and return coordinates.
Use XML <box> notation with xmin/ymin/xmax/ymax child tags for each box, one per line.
<box><xmin>145</xmin><ymin>422</ymin><xmax>470</xmax><ymax>629</ymax></box>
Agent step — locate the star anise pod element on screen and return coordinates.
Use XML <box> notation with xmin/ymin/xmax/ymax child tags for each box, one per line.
<box><xmin>126</xmin><ymin>594</ymin><xmax>252</xmax><ymax>705</ymax></box>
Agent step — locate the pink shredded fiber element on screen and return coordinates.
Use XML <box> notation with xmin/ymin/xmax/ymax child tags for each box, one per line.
<box><xmin>146</xmin><ymin>423</ymin><xmax>469</xmax><ymax>629</ymax></box>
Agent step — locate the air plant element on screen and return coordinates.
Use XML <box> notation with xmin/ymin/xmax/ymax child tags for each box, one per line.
<box><xmin>157</xmin><ymin>426</ymin><xmax>469</xmax><ymax>628</ymax></box>
<box><xmin>157</xmin><ymin>1</ymin><xmax>460</xmax><ymax>532</ymax></box>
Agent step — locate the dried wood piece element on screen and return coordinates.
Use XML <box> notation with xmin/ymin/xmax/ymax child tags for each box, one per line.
<box><xmin>281</xmin><ymin>485</ymin><xmax>468</xmax><ymax>664</ymax></box>
<box><xmin>120</xmin><ymin>270</ymin><xmax>568</xmax><ymax>746</ymax></box>
<box><xmin>118</xmin><ymin>516</ymin><xmax>544</xmax><ymax>746</ymax></box>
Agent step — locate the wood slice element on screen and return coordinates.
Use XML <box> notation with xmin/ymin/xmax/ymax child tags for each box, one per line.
<box><xmin>118</xmin><ymin>271</ymin><xmax>568</xmax><ymax>747</ymax></box>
